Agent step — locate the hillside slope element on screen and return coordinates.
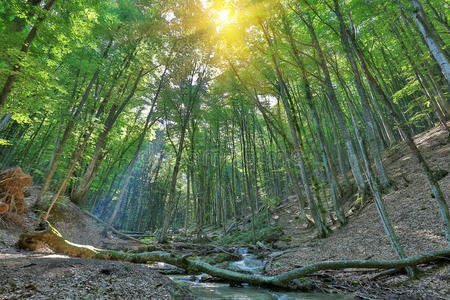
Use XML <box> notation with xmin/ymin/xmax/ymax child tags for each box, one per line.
<box><xmin>268</xmin><ymin>123</ymin><xmax>449</xmax><ymax>299</ymax></box>
<box><xmin>0</xmin><ymin>187</ymin><xmax>184</xmax><ymax>299</ymax></box>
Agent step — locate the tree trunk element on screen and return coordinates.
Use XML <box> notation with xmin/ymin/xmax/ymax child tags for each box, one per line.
<box><xmin>43</xmin><ymin>128</ymin><xmax>93</xmax><ymax>220</ymax></box>
<box><xmin>0</xmin><ymin>0</ymin><xmax>57</xmax><ymax>110</ymax></box>
<box><xmin>257</xmin><ymin>21</ymin><xmax>329</xmax><ymax>237</ymax></box>
<box><xmin>35</xmin><ymin>38</ymin><xmax>114</xmax><ymax>207</ymax></box>
<box><xmin>303</xmin><ymin>19</ymin><xmax>368</xmax><ymax>198</ymax></box>
<box><xmin>72</xmin><ymin>67</ymin><xmax>143</xmax><ymax>205</ymax></box>
<box><xmin>347</xmin><ymin>96</ymin><xmax>416</xmax><ymax>277</ymax></box>
<box><xmin>334</xmin><ymin>17</ymin><xmax>392</xmax><ymax>190</ymax></box>
<box><xmin>106</xmin><ymin>65</ymin><xmax>166</xmax><ymax>230</ymax></box>
<box><xmin>408</xmin><ymin>0</ymin><xmax>450</xmax><ymax>85</ymax></box>
<box><xmin>159</xmin><ymin>120</ymin><xmax>189</xmax><ymax>242</ymax></box>
<box><xmin>159</xmin><ymin>68</ymin><xmax>204</xmax><ymax>242</ymax></box>
<box><xmin>338</xmin><ymin>0</ymin><xmax>450</xmax><ymax>244</ymax></box>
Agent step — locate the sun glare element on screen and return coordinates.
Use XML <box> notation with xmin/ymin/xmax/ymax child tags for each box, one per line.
<box><xmin>216</xmin><ymin>9</ymin><xmax>232</xmax><ymax>25</ymax></box>
<box><xmin>206</xmin><ymin>1</ymin><xmax>240</xmax><ymax>34</ymax></box>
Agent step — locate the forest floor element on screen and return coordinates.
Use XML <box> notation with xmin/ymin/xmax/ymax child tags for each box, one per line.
<box><xmin>262</xmin><ymin>123</ymin><xmax>450</xmax><ymax>299</ymax></box>
<box><xmin>0</xmin><ymin>123</ymin><xmax>449</xmax><ymax>300</ymax></box>
<box><xmin>0</xmin><ymin>189</ymin><xmax>188</xmax><ymax>299</ymax></box>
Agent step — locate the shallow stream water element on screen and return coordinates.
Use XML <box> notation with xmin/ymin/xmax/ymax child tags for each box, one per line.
<box><xmin>171</xmin><ymin>248</ymin><xmax>351</xmax><ymax>300</ymax></box>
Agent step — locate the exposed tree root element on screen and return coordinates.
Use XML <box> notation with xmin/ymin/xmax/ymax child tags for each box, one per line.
<box><xmin>0</xmin><ymin>202</ymin><xmax>8</xmax><ymax>214</ymax></box>
<box><xmin>17</xmin><ymin>223</ymin><xmax>450</xmax><ymax>289</ymax></box>
<box><xmin>0</xmin><ymin>167</ymin><xmax>32</xmax><ymax>215</ymax></box>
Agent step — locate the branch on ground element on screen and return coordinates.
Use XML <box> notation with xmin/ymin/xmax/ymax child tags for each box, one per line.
<box><xmin>17</xmin><ymin>222</ymin><xmax>450</xmax><ymax>289</ymax></box>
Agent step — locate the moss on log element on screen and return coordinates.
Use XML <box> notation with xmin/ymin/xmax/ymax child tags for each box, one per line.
<box><xmin>17</xmin><ymin>223</ymin><xmax>450</xmax><ymax>288</ymax></box>
<box><xmin>17</xmin><ymin>222</ymin><xmax>102</xmax><ymax>258</ymax></box>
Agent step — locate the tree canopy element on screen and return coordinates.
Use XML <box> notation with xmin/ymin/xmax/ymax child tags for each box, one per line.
<box><xmin>0</xmin><ymin>0</ymin><xmax>449</xmax><ymax>251</ymax></box>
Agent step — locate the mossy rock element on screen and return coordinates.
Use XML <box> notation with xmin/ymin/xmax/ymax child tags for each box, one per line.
<box><xmin>294</xmin><ymin>278</ymin><xmax>314</xmax><ymax>292</ymax></box>
<box><xmin>257</xmin><ymin>226</ymin><xmax>283</xmax><ymax>243</ymax></box>
<box><xmin>202</xmin><ymin>253</ymin><xmax>238</xmax><ymax>265</ymax></box>
<box><xmin>386</xmin><ymin>143</ymin><xmax>401</xmax><ymax>157</ymax></box>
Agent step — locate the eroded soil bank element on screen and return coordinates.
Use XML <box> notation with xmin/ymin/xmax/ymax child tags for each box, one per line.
<box><xmin>261</xmin><ymin>123</ymin><xmax>449</xmax><ymax>299</ymax></box>
<box><xmin>0</xmin><ymin>191</ymin><xmax>188</xmax><ymax>299</ymax></box>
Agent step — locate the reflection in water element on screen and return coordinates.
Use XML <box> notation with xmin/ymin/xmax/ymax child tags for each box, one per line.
<box><xmin>171</xmin><ymin>275</ymin><xmax>350</xmax><ymax>300</ymax></box>
<box><xmin>170</xmin><ymin>248</ymin><xmax>351</xmax><ymax>300</ymax></box>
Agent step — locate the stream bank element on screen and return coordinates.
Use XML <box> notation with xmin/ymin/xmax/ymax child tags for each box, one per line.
<box><xmin>169</xmin><ymin>248</ymin><xmax>351</xmax><ymax>300</ymax></box>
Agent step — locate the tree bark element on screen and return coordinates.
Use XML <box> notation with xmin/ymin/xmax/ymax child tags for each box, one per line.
<box><xmin>72</xmin><ymin>67</ymin><xmax>144</xmax><ymax>205</ymax></box>
<box><xmin>0</xmin><ymin>0</ymin><xmax>57</xmax><ymax>110</ymax></box>
<box><xmin>302</xmin><ymin>18</ymin><xmax>368</xmax><ymax>198</ymax></box>
<box><xmin>337</xmin><ymin>1</ymin><xmax>450</xmax><ymax>244</ymax></box>
<box><xmin>407</xmin><ymin>0</ymin><xmax>450</xmax><ymax>85</ymax></box>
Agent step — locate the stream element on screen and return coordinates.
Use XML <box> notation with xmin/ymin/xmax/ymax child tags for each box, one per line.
<box><xmin>170</xmin><ymin>249</ymin><xmax>351</xmax><ymax>299</ymax></box>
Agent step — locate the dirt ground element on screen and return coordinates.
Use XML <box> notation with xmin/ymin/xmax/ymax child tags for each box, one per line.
<box><xmin>267</xmin><ymin>123</ymin><xmax>450</xmax><ymax>299</ymax></box>
<box><xmin>0</xmin><ymin>250</ymin><xmax>183</xmax><ymax>299</ymax></box>
<box><xmin>0</xmin><ymin>188</ymin><xmax>187</xmax><ymax>299</ymax></box>
<box><xmin>0</xmin><ymin>124</ymin><xmax>449</xmax><ymax>299</ymax></box>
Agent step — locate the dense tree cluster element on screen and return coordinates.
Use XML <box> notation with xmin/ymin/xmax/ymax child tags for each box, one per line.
<box><xmin>0</xmin><ymin>0</ymin><xmax>448</xmax><ymax>254</ymax></box>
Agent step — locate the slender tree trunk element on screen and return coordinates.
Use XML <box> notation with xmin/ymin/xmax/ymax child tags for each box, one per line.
<box><xmin>0</xmin><ymin>0</ymin><xmax>57</xmax><ymax>110</ymax></box>
<box><xmin>303</xmin><ymin>19</ymin><xmax>368</xmax><ymax>198</ymax></box>
<box><xmin>347</xmin><ymin>97</ymin><xmax>417</xmax><ymax>277</ymax></box>
<box><xmin>407</xmin><ymin>0</ymin><xmax>450</xmax><ymax>85</ymax></box>
<box><xmin>390</xmin><ymin>20</ymin><xmax>450</xmax><ymax>131</ymax></box>
<box><xmin>257</xmin><ymin>20</ymin><xmax>329</xmax><ymax>237</ymax></box>
<box><xmin>336</xmin><ymin>0</ymin><xmax>450</xmax><ymax>244</ymax></box>
<box><xmin>36</xmin><ymin>38</ymin><xmax>114</xmax><ymax>207</ymax></box>
<box><xmin>159</xmin><ymin>66</ymin><xmax>205</xmax><ymax>241</ymax></box>
<box><xmin>334</xmin><ymin>21</ymin><xmax>392</xmax><ymax>190</ymax></box>
<box><xmin>106</xmin><ymin>65</ymin><xmax>167</xmax><ymax>230</ymax></box>
<box><xmin>159</xmin><ymin>119</ymin><xmax>189</xmax><ymax>242</ymax></box>
<box><xmin>44</xmin><ymin>127</ymin><xmax>93</xmax><ymax>220</ymax></box>
<box><xmin>72</xmin><ymin>68</ymin><xmax>144</xmax><ymax>204</ymax></box>
<box><xmin>240</xmin><ymin>115</ymin><xmax>257</xmax><ymax>244</ymax></box>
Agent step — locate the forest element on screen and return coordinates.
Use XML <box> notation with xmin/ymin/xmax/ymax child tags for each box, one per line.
<box><xmin>0</xmin><ymin>0</ymin><xmax>449</xmax><ymax>299</ymax></box>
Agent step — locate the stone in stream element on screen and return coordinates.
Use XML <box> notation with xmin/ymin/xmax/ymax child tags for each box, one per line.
<box><xmin>170</xmin><ymin>249</ymin><xmax>352</xmax><ymax>300</ymax></box>
<box><xmin>228</xmin><ymin>248</ymin><xmax>265</xmax><ymax>274</ymax></box>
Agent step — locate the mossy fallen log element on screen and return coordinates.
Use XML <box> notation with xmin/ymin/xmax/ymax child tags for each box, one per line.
<box><xmin>17</xmin><ymin>222</ymin><xmax>450</xmax><ymax>289</ymax></box>
<box><xmin>17</xmin><ymin>222</ymin><xmax>102</xmax><ymax>258</ymax></box>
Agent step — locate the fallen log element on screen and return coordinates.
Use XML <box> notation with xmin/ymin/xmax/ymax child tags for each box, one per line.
<box><xmin>17</xmin><ymin>222</ymin><xmax>450</xmax><ymax>289</ymax></box>
<box><xmin>167</xmin><ymin>242</ymin><xmax>239</xmax><ymax>257</ymax></box>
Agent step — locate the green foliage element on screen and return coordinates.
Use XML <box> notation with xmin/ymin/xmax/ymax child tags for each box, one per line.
<box><xmin>222</xmin><ymin>225</ymin><xmax>283</xmax><ymax>245</ymax></box>
<box><xmin>0</xmin><ymin>0</ymin><xmax>447</xmax><ymax>238</ymax></box>
<box><xmin>0</xmin><ymin>138</ymin><xmax>12</xmax><ymax>146</ymax></box>
<box><xmin>140</xmin><ymin>236</ymin><xmax>157</xmax><ymax>243</ymax></box>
